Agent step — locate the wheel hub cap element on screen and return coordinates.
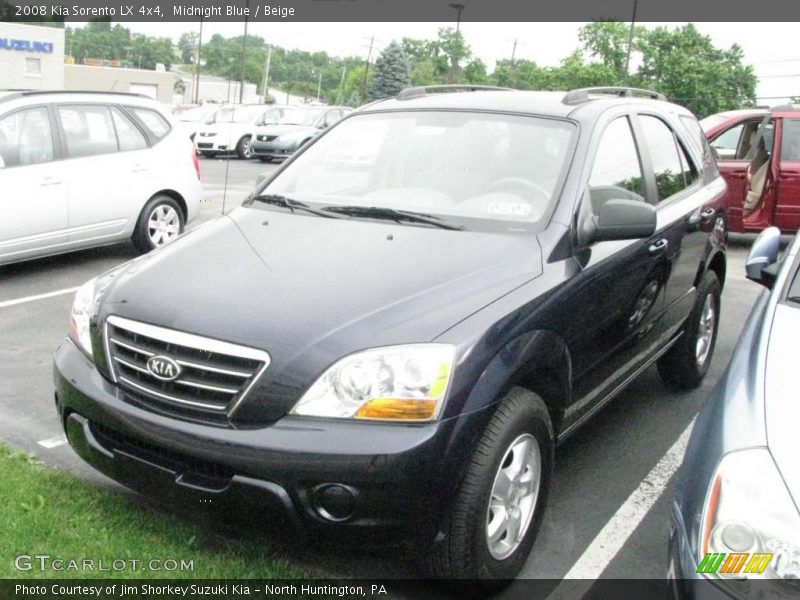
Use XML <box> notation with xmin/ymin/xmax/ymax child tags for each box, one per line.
<box><xmin>486</xmin><ymin>433</ymin><xmax>541</xmax><ymax>560</ymax></box>
<box><xmin>147</xmin><ymin>205</ymin><xmax>180</xmax><ymax>247</ymax></box>
<box><xmin>695</xmin><ymin>293</ymin><xmax>716</xmax><ymax>366</ymax></box>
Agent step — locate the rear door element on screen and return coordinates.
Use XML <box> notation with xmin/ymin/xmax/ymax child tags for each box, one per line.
<box><xmin>634</xmin><ymin>112</ymin><xmax>722</xmax><ymax>336</ymax></box>
<box><xmin>56</xmin><ymin>103</ymin><xmax>151</xmax><ymax>244</ymax></box>
<box><xmin>0</xmin><ymin>104</ymin><xmax>69</xmax><ymax>263</ymax></box>
<box><xmin>775</xmin><ymin>117</ymin><xmax>800</xmax><ymax>232</ymax></box>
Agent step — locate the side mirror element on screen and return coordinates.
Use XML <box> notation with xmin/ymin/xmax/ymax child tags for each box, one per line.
<box><xmin>595</xmin><ymin>199</ymin><xmax>657</xmax><ymax>242</ymax></box>
<box><xmin>746</xmin><ymin>226</ymin><xmax>781</xmax><ymax>288</ymax></box>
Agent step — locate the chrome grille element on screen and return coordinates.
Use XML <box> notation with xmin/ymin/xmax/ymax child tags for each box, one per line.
<box><xmin>104</xmin><ymin>315</ymin><xmax>269</xmax><ymax>421</ymax></box>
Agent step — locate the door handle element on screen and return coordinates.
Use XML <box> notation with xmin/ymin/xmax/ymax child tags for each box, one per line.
<box><xmin>40</xmin><ymin>176</ymin><xmax>61</xmax><ymax>186</ymax></box>
<box><xmin>649</xmin><ymin>238</ymin><xmax>669</xmax><ymax>256</ymax></box>
<box><xmin>700</xmin><ymin>208</ymin><xmax>716</xmax><ymax>223</ymax></box>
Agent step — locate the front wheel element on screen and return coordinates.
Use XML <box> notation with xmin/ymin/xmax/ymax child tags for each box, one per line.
<box><xmin>236</xmin><ymin>135</ymin><xmax>252</xmax><ymax>159</ymax></box>
<box><xmin>657</xmin><ymin>271</ymin><xmax>721</xmax><ymax>390</ymax></box>
<box><xmin>132</xmin><ymin>195</ymin><xmax>185</xmax><ymax>254</ymax></box>
<box><xmin>422</xmin><ymin>387</ymin><xmax>553</xmax><ymax>592</ymax></box>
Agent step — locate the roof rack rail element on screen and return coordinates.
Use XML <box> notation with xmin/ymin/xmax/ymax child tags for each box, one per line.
<box><xmin>19</xmin><ymin>90</ymin><xmax>149</xmax><ymax>98</ymax></box>
<box><xmin>397</xmin><ymin>84</ymin><xmax>513</xmax><ymax>100</ymax></box>
<box><xmin>562</xmin><ymin>86</ymin><xmax>666</xmax><ymax>105</ymax></box>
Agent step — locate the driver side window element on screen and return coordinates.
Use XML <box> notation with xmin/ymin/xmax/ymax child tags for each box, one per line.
<box><xmin>589</xmin><ymin>117</ymin><xmax>645</xmax><ymax>214</ymax></box>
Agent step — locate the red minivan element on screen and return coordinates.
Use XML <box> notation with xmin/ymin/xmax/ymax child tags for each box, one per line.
<box><xmin>702</xmin><ymin>106</ymin><xmax>800</xmax><ymax>233</ymax></box>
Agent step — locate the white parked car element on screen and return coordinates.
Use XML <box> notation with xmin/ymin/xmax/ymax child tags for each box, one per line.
<box><xmin>173</xmin><ymin>104</ymin><xmax>219</xmax><ymax>143</ymax></box>
<box><xmin>194</xmin><ymin>105</ymin><xmax>284</xmax><ymax>159</ymax></box>
<box><xmin>0</xmin><ymin>91</ymin><xmax>202</xmax><ymax>266</ymax></box>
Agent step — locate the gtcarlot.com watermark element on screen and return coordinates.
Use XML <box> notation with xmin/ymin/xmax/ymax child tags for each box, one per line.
<box><xmin>14</xmin><ymin>554</ymin><xmax>194</xmax><ymax>573</ymax></box>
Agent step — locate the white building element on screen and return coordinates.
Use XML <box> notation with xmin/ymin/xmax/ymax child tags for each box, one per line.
<box><xmin>0</xmin><ymin>22</ymin><xmax>65</xmax><ymax>90</ymax></box>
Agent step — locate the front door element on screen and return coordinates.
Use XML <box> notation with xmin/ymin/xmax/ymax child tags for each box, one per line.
<box><xmin>0</xmin><ymin>105</ymin><xmax>69</xmax><ymax>264</ymax></box>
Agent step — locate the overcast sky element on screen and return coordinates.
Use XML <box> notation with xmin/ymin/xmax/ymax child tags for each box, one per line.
<box><xmin>121</xmin><ymin>22</ymin><xmax>800</xmax><ymax>102</ymax></box>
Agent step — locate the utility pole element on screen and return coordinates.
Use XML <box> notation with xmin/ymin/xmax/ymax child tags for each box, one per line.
<box><xmin>261</xmin><ymin>45</ymin><xmax>272</xmax><ymax>100</ymax></box>
<box><xmin>194</xmin><ymin>17</ymin><xmax>203</xmax><ymax>104</ymax></box>
<box><xmin>339</xmin><ymin>66</ymin><xmax>346</xmax><ymax>104</ymax></box>
<box><xmin>623</xmin><ymin>0</ymin><xmax>638</xmax><ymax>83</ymax></box>
<box><xmin>509</xmin><ymin>38</ymin><xmax>524</xmax><ymax>65</ymax></box>
<box><xmin>317</xmin><ymin>71</ymin><xmax>322</xmax><ymax>101</ymax></box>
<box><xmin>361</xmin><ymin>35</ymin><xmax>375</xmax><ymax>104</ymax></box>
<box><xmin>239</xmin><ymin>0</ymin><xmax>250</xmax><ymax>104</ymax></box>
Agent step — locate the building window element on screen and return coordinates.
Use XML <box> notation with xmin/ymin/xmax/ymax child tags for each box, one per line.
<box><xmin>24</xmin><ymin>58</ymin><xmax>41</xmax><ymax>76</ymax></box>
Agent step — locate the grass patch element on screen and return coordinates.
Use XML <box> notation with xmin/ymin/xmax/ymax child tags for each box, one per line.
<box><xmin>0</xmin><ymin>444</ymin><xmax>308</xmax><ymax>579</ymax></box>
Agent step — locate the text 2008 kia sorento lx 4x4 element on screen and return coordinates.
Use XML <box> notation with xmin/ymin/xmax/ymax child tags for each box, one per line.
<box><xmin>55</xmin><ymin>86</ymin><xmax>727</xmax><ymax>589</ymax></box>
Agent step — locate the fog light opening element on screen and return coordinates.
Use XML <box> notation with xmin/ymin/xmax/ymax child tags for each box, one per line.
<box><xmin>313</xmin><ymin>484</ymin><xmax>357</xmax><ymax>522</ymax></box>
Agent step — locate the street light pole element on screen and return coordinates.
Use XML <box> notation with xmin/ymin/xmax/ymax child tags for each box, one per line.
<box><xmin>194</xmin><ymin>17</ymin><xmax>203</xmax><ymax>104</ymax></box>
<box><xmin>448</xmin><ymin>3</ymin><xmax>465</xmax><ymax>34</ymax></box>
<box><xmin>317</xmin><ymin>71</ymin><xmax>322</xmax><ymax>101</ymax></box>
<box><xmin>239</xmin><ymin>0</ymin><xmax>250</xmax><ymax>104</ymax></box>
<box><xmin>623</xmin><ymin>0</ymin><xmax>638</xmax><ymax>83</ymax></box>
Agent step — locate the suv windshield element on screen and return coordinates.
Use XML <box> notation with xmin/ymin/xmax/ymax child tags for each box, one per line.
<box><xmin>258</xmin><ymin>111</ymin><xmax>576</xmax><ymax>229</ymax></box>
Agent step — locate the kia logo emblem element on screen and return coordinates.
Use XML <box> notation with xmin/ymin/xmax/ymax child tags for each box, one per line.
<box><xmin>146</xmin><ymin>355</ymin><xmax>181</xmax><ymax>381</ymax></box>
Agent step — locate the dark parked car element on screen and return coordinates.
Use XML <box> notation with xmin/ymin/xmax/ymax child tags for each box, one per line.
<box><xmin>669</xmin><ymin>227</ymin><xmax>800</xmax><ymax>598</ymax></box>
<box><xmin>701</xmin><ymin>106</ymin><xmax>800</xmax><ymax>234</ymax></box>
<box><xmin>250</xmin><ymin>106</ymin><xmax>351</xmax><ymax>162</ymax></box>
<box><xmin>55</xmin><ymin>85</ymin><xmax>726</xmax><ymax>590</ymax></box>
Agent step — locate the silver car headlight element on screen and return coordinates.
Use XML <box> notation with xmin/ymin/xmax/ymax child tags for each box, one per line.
<box><xmin>290</xmin><ymin>344</ymin><xmax>456</xmax><ymax>421</ymax></box>
<box><xmin>699</xmin><ymin>448</ymin><xmax>800</xmax><ymax>583</ymax></box>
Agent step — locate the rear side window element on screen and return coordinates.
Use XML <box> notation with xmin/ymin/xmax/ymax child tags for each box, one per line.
<box><xmin>639</xmin><ymin>115</ymin><xmax>690</xmax><ymax>202</ymax></box>
<box><xmin>130</xmin><ymin>107</ymin><xmax>170</xmax><ymax>139</ymax></box>
<box><xmin>781</xmin><ymin>119</ymin><xmax>800</xmax><ymax>161</ymax></box>
<box><xmin>110</xmin><ymin>107</ymin><xmax>148</xmax><ymax>152</ymax></box>
<box><xmin>0</xmin><ymin>106</ymin><xmax>54</xmax><ymax>168</ymax></box>
<box><xmin>679</xmin><ymin>114</ymin><xmax>716</xmax><ymax>177</ymax></box>
<box><xmin>589</xmin><ymin>117</ymin><xmax>645</xmax><ymax>212</ymax></box>
<box><xmin>58</xmin><ymin>105</ymin><xmax>119</xmax><ymax>158</ymax></box>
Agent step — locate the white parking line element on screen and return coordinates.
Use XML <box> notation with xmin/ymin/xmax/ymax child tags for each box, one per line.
<box><xmin>0</xmin><ymin>287</ymin><xmax>78</xmax><ymax>309</ymax></box>
<box><xmin>547</xmin><ymin>418</ymin><xmax>696</xmax><ymax>599</ymax></box>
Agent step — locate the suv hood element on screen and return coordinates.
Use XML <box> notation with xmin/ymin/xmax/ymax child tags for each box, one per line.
<box><xmin>100</xmin><ymin>207</ymin><xmax>542</xmax><ymax>421</ymax></box>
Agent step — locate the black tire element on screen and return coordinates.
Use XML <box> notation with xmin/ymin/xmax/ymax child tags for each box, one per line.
<box><xmin>423</xmin><ymin>387</ymin><xmax>553</xmax><ymax>592</ymax></box>
<box><xmin>657</xmin><ymin>271</ymin><xmax>721</xmax><ymax>390</ymax></box>
<box><xmin>200</xmin><ymin>151</ymin><xmax>217</xmax><ymax>159</ymax></box>
<box><xmin>258</xmin><ymin>157</ymin><xmax>272</xmax><ymax>163</ymax></box>
<box><xmin>236</xmin><ymin>135</ymin><xmax>252</xmax><ymax>159</ymax></box>
<box><xmin>131</xmin><ymin>195</ymin><xmax>185</xmax><ymax>254</ymax></box>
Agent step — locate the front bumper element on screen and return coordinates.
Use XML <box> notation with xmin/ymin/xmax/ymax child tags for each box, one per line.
<box><xmin>54</xmin><ymin>338</ymin><xmax>466</xmax><ymax>536</ymax></box>
<box><xmin>250</xmin><ymin>139</ymin><xmax>297</xmax><ymax>159</ymax></box>
<box><xmin>194</xmin><ymin>138</ymin><xmax>228</xmax><ymax>153</ymax></box>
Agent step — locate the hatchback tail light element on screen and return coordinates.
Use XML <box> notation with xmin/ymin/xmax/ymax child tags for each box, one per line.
<box><xmin>191</xmin><ymin>147</ymin><xmax>200</xmax><ymax>180</ymax></box>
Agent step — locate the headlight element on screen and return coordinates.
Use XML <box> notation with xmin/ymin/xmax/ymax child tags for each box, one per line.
<box><xmin>290</xmin><ymin>344</ymin><xmax>456</xmax><ymax>421</ymax></box>
<box><xmin>699</xmin><ymin>449</ymin><xmax>800</xmax><ymax>584</ymax></box>
<box><xmin>68</xmin><ymin>269</ymin><xmax>124</xmax><ymax>357</ymax></box>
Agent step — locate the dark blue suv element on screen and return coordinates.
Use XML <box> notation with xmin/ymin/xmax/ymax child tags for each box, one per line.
<box><xmin>54</xmin><ymin>86</ymin><xmax>727</xmax><ymax>591</ymax></box>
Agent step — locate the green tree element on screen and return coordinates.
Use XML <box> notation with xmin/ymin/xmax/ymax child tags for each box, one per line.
<box><xmin>177</xmin><ymin>32</ymin><xmax>198</xmax><ymax>65</ymax></box>
<box><xmin>367</xmin><ymin>40</ymin><xmax>411</xmax><ymax>101</ymax></box>
<box><xmin>579</xmin><ymin>20</ymin><xmax>641</xmax><ymax>80</ymax></box>
<box><xmin>636</xmin><ymin>24</ymin><xmax>757</xmax><ymax>117</ymax></box>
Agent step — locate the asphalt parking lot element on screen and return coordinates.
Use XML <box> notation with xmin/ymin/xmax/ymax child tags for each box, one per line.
<box><xmin>0</xmin><ymin>155</ymin><xmax>765</xmax><ymax>585</ymax></box>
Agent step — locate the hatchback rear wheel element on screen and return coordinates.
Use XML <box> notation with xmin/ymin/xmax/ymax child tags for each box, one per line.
<box><xmin>132</xmin><ymin>195</ymin><xmax>185</xmax><ymax>253</ymax></box>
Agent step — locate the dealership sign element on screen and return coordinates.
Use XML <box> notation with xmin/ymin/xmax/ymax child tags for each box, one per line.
<box><xmin>0</xmin><ymin>39</ymin><xmax>54</xmax><ymax>53</ymax></box>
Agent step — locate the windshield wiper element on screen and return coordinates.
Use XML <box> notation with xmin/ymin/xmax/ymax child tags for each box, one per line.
<box><xmin>249</xmin><ymin>194</ymin><xmax>342</xmax><ymax>219</ymax></box>
<box><xmin>322</xmin><ymin>205</ymin><xmax>463</xmax><ymax>230</ymax></box>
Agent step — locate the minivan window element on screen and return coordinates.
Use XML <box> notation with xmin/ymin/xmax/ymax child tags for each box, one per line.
<box><xmin>640</xmin><ymin>115</ymin><xmax>688</xmax><ymax>202</ymax></box>
<box><xmin>781</xmin><ymin>119</ymin><xmax>800</xmax><ymax>161</ymax></box>
<box><xmin>111</xmin><ymin>107</ymin><xmax>148</xmax><ymax>151</ymax></box>
<box><xmin>261</xmin><ymin>111</ymin><xmax>576</xmax><ymax>227</ymax></box>
<box><xmin>59</xmin><ymin>105</ymin><xmax>118</xmax><ymax>158</ymax></box>
<box><xmin>588</xmin><ymin>116</ymin><xmax>645</xmax><ymax>211</ymax></box>
<box><xmin>0</xmin><ymin>106</ymin><xmax>54</xmax><ymax>168</ymax></box>
<box><xmin>131</xmin><ymin>107</ymin><xmax>170</xmax><ymax>139</ymax></box>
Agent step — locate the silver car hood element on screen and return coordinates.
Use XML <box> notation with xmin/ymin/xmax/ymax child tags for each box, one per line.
<box><xmin>764</xmin><ymin>302</ymin><xmax>800</xmax><ymax>505</ymax></box>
